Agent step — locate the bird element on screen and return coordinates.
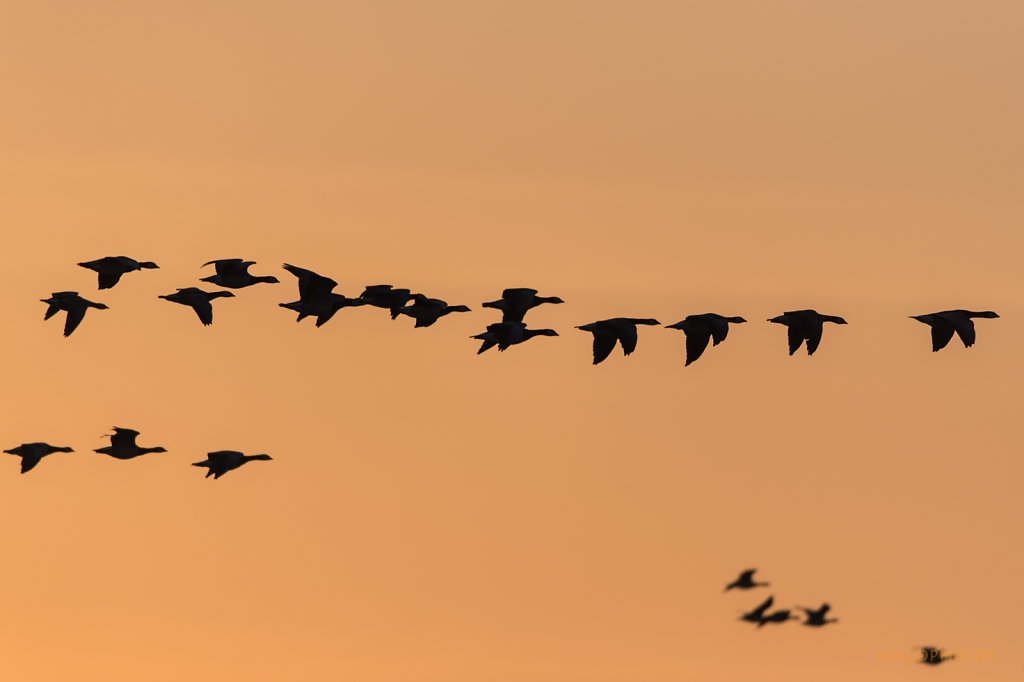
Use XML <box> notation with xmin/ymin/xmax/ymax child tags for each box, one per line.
<box><xmin>280</xmin><ymin>264</ymin><xmax>341</xmax><ymax>323</ymax></box>
<box><xmin>281</xmin><ymin>293</ymin><xmax>367</xmax><ymax>327</ymax></box>
<box><xmin>470</xmin><ymin>322</ymin><xmax>558</xmax><ymax>354</ymax></box>
<box><xmin>200</xmin><ymin>259</ymin><xmax>280</xmax><ymax>289</ymax></box>
<box><xmin>77</xmin><ymin>256</ymin><xmax>159</xmax><ymax>289</ymax></box>
<box><xmin>757</xmin><ymin>607</ymin><xmax>798</xmax><ymax>627</ymax></box>
<box><xmin>910</xmin><ymin>310</ymin><xmax>999</xmax><ymax>351</ymax></box>
<box><xmin>4</xmin><ymin>442</ymin><xmax>74</xmax><ymax>474</ymax></box>
<box><xmin>799</xmin><ymin>603</ymin><xmax>838</xmax><ymax>627</ymax></box>
<box><xmin>576</xmin><ymin>318</ymin><xmax>661</xmax><ymax>364</ymax></box>
<box><xmin>482</xmin><ymin>288</ymin><xmax>564</xmax><ymax>323</ymax></box>
<box><xmin>740</xmin><ymin>596</ymin><xmax>775</xmax><ymax>625</ymax></box>
<box><xmin>396</xmin><ymin>294</ymin><xmax>471</xmax><ymax>328</ymax></box>
<box><xmin>767</xmin><ymin>309</ymin><xmax>847</xmax><ymax>355</ymax></box>
<box><xmin>359</xmin><ymin>285</ymin><xmax>416</xmax><ymax>319</ymax></box>
<box><xmin>725</xmin><ymin>569</ymin><xmax>769</xmax><ymax>591</ymax></box>
<box><xmin>159</xmin><ymin>287</ymin><xmax>234</xmax><ymax>325</ymax></box>
<box><xmin>192</xmin><ymin>450</ymin><xmax>272</xmax><ymax>479</ymax></box>
<box><xmin>94</xmin><ymin>428</ymin><xmax>167</xmax><ymax>460</ymax></box>
<box><xmin>919</xmin><ymin>647</ymin><xmax>955</xmax><ymax>665</ymax></box>
<box><xmin>41</xmin><ymin>291</ymin><xmax>108</xmax><ymax>337</ymax></box>
<box><xmin>666</xmin><ymin>314</ymin><xmax>747</xmax><ymax>366</ymax></box>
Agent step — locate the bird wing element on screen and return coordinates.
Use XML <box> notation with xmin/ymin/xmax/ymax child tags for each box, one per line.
<box><xmin>706</xmin><ymin>316</ymin><xmax>730</xmax><ymax>345</ymax></box>
<box><xmin>97</xmin><ymin>270</ymin><xmax>123</xmax><ymax>290</ymax></box>
<box><xmin>950</xmin><ymin>316</ymin><xmax>976</xmax><ymax>348</ymax></box>
<box><xmin>618</xmin><ymin>325</ymin><xmax>639</xmax><ymax>356</ymax></box>
<box><xmin>191</xmin><ymin>298</ymin><xmax>215</xmax><ymax>326</ymax></box>
<box><xmin>930</xmin><ymin>323</ymin><xmax>956</xmax><ymax>351</ymax></box>
<box><xmin>786</xmin><ymin>325</ymin><xmax>804</xmax><ymax>355</ymax></box>
<box><xmin>739</xmin><ymin>569</ymin><xmax>755</xmax><ymax>582</ymax></box>
<box><xmin>592</xmin><ymin>333</ymin><xmax>617</xmax><ymax>364</ymax></box>
<box><xmin>684</xmin><ymin>329</ymin><xmax>711</xmax><ymax>366</ymax></box>
<box><xmin>753</xmin><ymin>595</ymin><xmax>773</xmax><ymax>615</ymax></box>
<box><xmin>804</xmin><ymin>319</ymin><xmax>825</xmax><ymax>355</ymax></box>
<box><xmin>110</xmin><ymin>428</ymin><xmax>139</xmax><ymax>449</ymax></box>
<box><xmin>63</xmin><ymin>306</ymin><xmax>87</xmax><ymax>337</ymax></box>
<box><xmin>43</xmin><ymin>302</ymin><xmax>61</xmax><ymax>320</ymax></box>
<box><xmin>20</xmin><ymin>454</ymin><xmax>43</xmax><ymax>473</ymax></box>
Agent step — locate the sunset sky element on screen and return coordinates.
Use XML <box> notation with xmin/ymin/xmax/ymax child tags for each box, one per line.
<box><xmin>1</xmin><ymin>1</ymin><xmax>1022</xmax><ymax>680</ymax></box>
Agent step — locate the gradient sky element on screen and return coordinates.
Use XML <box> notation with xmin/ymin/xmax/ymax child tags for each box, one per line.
<box><xmin>1</xmin><ymin>2</ymin><xmax>1022</xmax><ymax>680</ymax></box>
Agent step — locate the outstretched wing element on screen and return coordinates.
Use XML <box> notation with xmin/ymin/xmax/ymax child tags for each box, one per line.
<box><xmin>618</xmin><ymin>325</ymin><xmax>639</xmax><ymax>356</ymax></box>
<box><xmin>931</xmin><ymin>324</ymin><xmax>955</xmax><ymax>351</ymax></box>
<box><xmin>97</xmin><ymin>271</ymin><xmax>122</xmax><ymax>290</ymax></box>
<box><xmin>950</xmin><ymin>317</ymin><xmax>976</xmax><ymax>348</ymax></box>
<box><xmin>805</xmin><ymin>319</ymin><xmax>825</xmax><ymax>355</ymax></box>
<box><xmin>191</xmin><ymin>299</ymin><xmax>215</xmax><ymax>326</ymax></box>
<box><xmin>20</xmin><ymin>455</ymin><xmax>42</xmax><ymax>474</ymax></box>
<box><xmin>591</xmin><ymin>333</ymin><xmax>617</xmax><ymax>364</ymax></box>
<box><xmin>63</xmin><ymin>307</ymin><xmax>87</xmax><ymax>337</ymax></box>
<box><xmin>684</xmin><ymin>329</ymin><xmax>711</xmax><ymax>366</ymax></box>
<box><xmin>706</xmin><ymin>316</ymin><xmax>730</xmax><ymax>345</ymax></box>
<box><xmin>110</xmin><ymin>428</ymin><xmax>139</xmax><ymax>449</ymax></box>
<box><xmin>786</xmin><ymin>325</ymin><xmax>804</xmax><ymax>355</ymax></box>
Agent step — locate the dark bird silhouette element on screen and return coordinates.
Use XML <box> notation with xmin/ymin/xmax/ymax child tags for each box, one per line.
<box><xmin>576</xmin><ymin>318</ymin><xmax>661</xmax><ymax>364</ymax></box>
<box><xmin>359</xmin><ymin>285</ymin><xmax>416</xmax><ymax>319</ymax></box>
<box><xmin>740</xmin><ymin>596</ymin><xmax>775</xmax><ymax>624</ymax></box>
<box><xmin>767</xmin><ymin>309</ymin><xmax>847</xmax><ymax>355</ymax></box>
<box><xmin>4</xmin><ymin>442</ymin><xmax>74</xmax><ymax>473</ymax></box>
<box><xmin>725</xmin><ymin>569</ymin><xmax>769</xmax><ymax>591</ymax></box>
<box><xmin>482</xmin><ymin>288</ymin><xmax>564</xmax><ymax>323</ymax></box>
<box><xmin>159</xmin><ymin>287</ymin><xmax>234</xmax><ymax>326</ymax></box>
<box><xmin>201</xmin><ymin>259</ymin><xmax>280</xmax><ymax>289</ymax></box>
<box><xmin>397</xmin><ymin>294</ymin><xmax>471</xmax><ymax>327</ymax></box>
<box><xmin>94</xmin><ymin>428</ymin><xmax>167</xmax><ymax>460</ymax></box>
<box><xmin>471</xmin><ymin>322</ymin><xmax>558</xmax><ymax>354</ymax></box>
<box><xmin>77</xmin><ymin>256</ymin><xmax>159</xmax><ymax>289</ymax></box>
<box><xmin>666</xmin><ymin>314</ymin><xmax>747</xmax><ymax>366</ymax></box>
<box><xmin>799</xmin><ymin>603</ymin><xmax>838</xmax><ymax>627</ymax></box>
<box><xmin>41</xmin><ymin>291</ymin><xmax>108</xmax><ymax>337</ymax></box>
<box><xmin>757</xmin><ymin>608</ymin><xmax>798</xmax><ymax>627</ymax></box>
<box><xmin>910</xmin><ymin>310</ymin><xmax>999</xmax><ymax>351</ymax></box>
<box><xmin>280</xmin><ymin>293</ymin><xmax>366</xmax><ymax>327</ymax></box>
<box><xmin>919</xmin><ymin>647</ymin><xmax>955</xmax><ymax>665</ymax></box>
<box><xmin>279</xmin><ymin>264</ymin><xmax>351</xmax><ymax>325</ymax></box>
<box><xmin>192</xmin><ymin>450</ymin><xmax>272</xmax><ymax>479</ymax></box>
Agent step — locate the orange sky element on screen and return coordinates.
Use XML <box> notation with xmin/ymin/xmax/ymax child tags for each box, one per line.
<box><xmin>1</xmin><ymin>2</ymin><xmax>1022</xmax><ymax>680</ymax></box>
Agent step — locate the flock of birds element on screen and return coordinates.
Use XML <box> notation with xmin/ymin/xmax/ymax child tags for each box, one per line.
<box><xmin>4</xmin><ymin>428</ymin><xmax>270</xmax><ymax>479</ymax></box>
<box><xmin>39</xmin><ymin>256</ymin><xmax>1000</xmax><ymax>364</ymax></box>
<box><xmin>724</xmin><ymin>569</ymin><xmax>954</xmax><ymax>666</ymax></box>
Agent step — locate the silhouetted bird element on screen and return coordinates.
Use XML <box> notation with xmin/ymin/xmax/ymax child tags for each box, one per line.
<box><xmin>667</xmin><ymin>314</ymin><xmax>747</xmax><ymax>366</ymax></box>
<box><xmin>576</xmin><ymin>318</ymin><xmax>661</xmax><ymax>364</ymax></box>
<box><xmin>919</xmin><ymin>647</ymin><xmax>955</xmax><ymax>665</ymax></box>
<box><xmin>192</xmin><ymin>450</ymin><xmax>272</xmax><ymax>479</ymax></box>
<box><xmin>725</xmin><ymin>569</ymin><xmax>769</xmax><ymax>591</ymax></box>
<box><xmin>740</xmin><ymin>596</ymin><xmax>775</xmax><ymax>624</ymax></box>
<box><xmin>482</xmin><ymin>288</ymin><xmax>564</xmax><ymax>323</ymax></box>
<box><xmin>159</xmin><ymin>287</ymin><xmax>234</xmax><ymax>326</ymax></box>
<box><xmin>77</xmin><ymin>256</ymin><xmax>159</xmax><ymax>289</ymax></box>
<box><xmin>910</xmin><ymin>310</ymin><xmax>999</xmax><ymax>351</ymax></box>
<box><xmin>768</xmin><ymin>309</ymin><xmax>847</xmax><ymax>355</ymax></box>
<box><xmin>757</xmin><ymin>607</ymin><xmax>798</xmax><ymax>627</ymax></box>
<box><xmin>41</xmin><ymin>291</ymin><xmax>108</xmax><ymax>337</ymax></box>
<box><xmin>397</xmin><ymin>294</ymin><xmax>471</xmax><ymax>327</ymax></box>
<box><xmin>471</xmin><ymin>322</ymin><xmax>558</xmax><ymax>354</ymax></box>
<box><xmin>799</xmin><ymin>603</ymin><xmax>838</xmax><ymax>627</ymax></box>
<box><xmin>4</xmin><ymin>442</ymin><xmax>74</xmax><ymax>473</ymax></box>
<box><xmin>281</xmin><ymin>293</ymin><xmax>366</xmax><ymax>327</ymax></box>
<box><xmin>359</xmin><ymin>285</ymin><xmax>416</xmax><ymax>319</ymax></box>
<box><xmin>279</xmin><ymin>264</ymin><xmax>345</xmax><ymax>324</ymax></box>
<box><xmin>94</xmin><ymin>428</ymin><xmax>167</xmax><ymax>459</ymax></box>
<box><xmin>201</xmin><ymin>259</ymin><xmax>280</xmax><ymax>289</ymax></box>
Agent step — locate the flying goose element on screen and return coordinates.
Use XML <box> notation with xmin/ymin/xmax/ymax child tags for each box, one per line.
<box><xmin>201</xmin><ymin>259</ymin><xmax>280</xmax><ymax>289</ymax></box>
<box><xmin>470</xmin><ymin>322</ymin><xmax>558</xmax><ymax>354</ymax></box>
<box><xmin>482</xmin><ymin>288</ymin><xmax>564</xmax><ymax>323</ymax></box>
<box><xmin>725</xmin><ymin>569</ymin><xmax>769</xmax><ymax>591</ymax></box>
<box><xmin>41</xmin><ymin>291</ymin><xmax>108</xmax><ymax>337</ymax></box>
<box><xmin>397</xmin><ymin>294</ymin><xmax>471</xmax><ymax>328</ymax></box>
<box><xmin>799</xmin><ymin>603</ymin><xmax>838</xmax><ymax>627</ymax></box>
<box><xmin>359</xmin><ymin>285</ymin><xmax>416</xmax><ymax>319</ymax></box>
<box><xmin>4</xmin><ymin>442</ymin><xmax>74</xmax><ymax>474</ymax></box>
<box><xmin>280</xmin><ymin>264</ymin><xmax>342</xmax><ymax>323</ymax></box>
<box><xmin>740</xmin><ymin>596</ymin><xmax>775</xmax><ymax>624</ymax></box>
<box><xmin>666</xmin><ymin>314</ymin><xmax>747</xmax><ymax>366</ymax></box>
<box><xmin>94</xmin><ymin>428</ymin><xmax>167</xmax><ymax>460</ymax></box>
<box><xmin>159</xmin><ymin>287</ymin><xmax>234</xmax><ymax>326</ymax></box>
<box><xmin>77</xmin><ymin>256</ymin><xmax>159</xmax><ymax>289</ymax></box>
<box><xmin>910</xmin><ymin>310</ymin><xmax>999</xmax><ymax>351</ymax></box>
<box><xmin>192</xmin><ymin>450</ymin><xmax>272</xmax><ymax>479</ymax></box>
<box><xmin>767</xmin><ymin>309</ymin><xmax>847</xmax><ymax>355</ymax></box>
<box><xmin>576</xmin><ymin>318</ymin><xmax>661</xmax><ymax>364</ymax></box>
<box><xmin>757</xmin><ymin>607</ymin><xmax>798</xmax><ymax>627</ymax></box>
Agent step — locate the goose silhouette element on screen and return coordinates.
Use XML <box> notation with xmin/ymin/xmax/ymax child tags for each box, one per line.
<box><xmin>576</xmin><ymin>318</ymin><xmax>660</xmax><ymax>365</ymax></box>
<box><xmin>41</xmin><ymin>291</ymin><xmax>108</xmax><ymax>337</ymax></box>
<box><xmin>192</xmin><ymin>451</ymin><xmax>272</xmax><ymax>479</ymax></box>
<box><xmin>799</xmin><ymin>603</ymin><xmax>838</xmax><ymax>627</ymax></box>
<box><xmin>94</xmin><ymin>428</ymin><xmax>167</xmax><ymax>460</ymax></box>
<box><xmin>667</xmin><ymin>314</ymin><xmax>746</xmax><ymax>366</ymax></box>
<box><xmin>201</xmin><ymin>259</ymin><xmax>279</xmax><ymax>289</ymax></box>
<box><xmin>359</xmin><ymin>285</ymin><xmax>416</xmax><ymax>319</ymax></box>
<box><xmin>279</xmin><ymin>264</ymin><xmax>350</xmax><ymax>325</ymax></box>
<box><xmin>77</xmin><ymin>256</ymin><xmax>159</xmax><ymax>289</ymax></box>
<box><xmin>159</xmin><ymin>287</ymin><xmax>234</xmax><ymax>326</ymax></box>
<box><xmin>4</xmin><ymin>442</ymin><xmax>74</xmax><ymax>474</ymax></box>
<box><xmin>767</xmin><ymin>309</ymin><xmax>847</xmax><ymax>355</ymax></box>
<box><xmin>910</xmin><ymin>310</ymin><xmax>999</xmax><ymax>351</ymax></box>
<box><xmin>725</xmin><ymin>569</ymin><xmax>769</xmax><ymax>591</ymax></box>
<box><xmin>740</xmin><ymin>596</ymin><xmax>775</xmax><ymax>624</ymax></box>
<box><xmin>471</xmin><ymin>322</ymin><xmax>558</xmax><ymax>353</ymax></box>
<box><xmin>482</xmin><ymin>288</ymin><xmax>564</xmax><ymax>323</ymax></box>
<box><xmin>397</xmin><ymin>294</ymin><xmax>471</xmax><ymax>327</ymax></box>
